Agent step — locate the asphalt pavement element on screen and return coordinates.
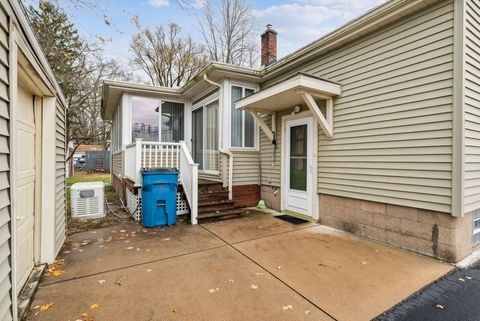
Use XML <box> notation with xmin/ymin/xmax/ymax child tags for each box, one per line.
<box><xmin>376</xmin><ymin>261</ymin><xmax>480</xmax><ymax>321</ymax></box>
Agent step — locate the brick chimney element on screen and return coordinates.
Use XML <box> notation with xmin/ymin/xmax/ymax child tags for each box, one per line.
<box><xmin>261</xmin><ymin>24</ymin><xmax>277</xmax><ymax>67</ymax></box>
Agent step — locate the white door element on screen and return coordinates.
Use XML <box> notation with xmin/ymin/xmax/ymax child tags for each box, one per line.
<box><xmin>15</xmin><ymin>85</ymin><xmax>36</xmax><ymax>292</ymax></box>
<box><xmin>285</xmin><ymin>117</ymin><xmax>313</xmax><ymax>216</ymax></box>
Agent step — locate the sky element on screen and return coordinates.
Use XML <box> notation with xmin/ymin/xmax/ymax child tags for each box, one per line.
<box><xmin>26</xmin><ymin>0</ymin><xmax>386</xmax><ymax>72</ymax></box>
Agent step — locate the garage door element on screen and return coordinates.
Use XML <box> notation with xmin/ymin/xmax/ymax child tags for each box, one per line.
<box><xmin>15</xmin><ymin>85</ymin><xmax>36</xmax><ymax>292</ymax></box>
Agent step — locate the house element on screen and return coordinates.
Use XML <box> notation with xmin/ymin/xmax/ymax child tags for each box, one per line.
<box><xmin>0</xmin><ymin>0</ymin><xmax>67</xmax><ymax>319</ymax></box>
<box><xmin>102</xmin><ymin>0</ymin><xmax>480</xmax><ymax>263</ymax></box>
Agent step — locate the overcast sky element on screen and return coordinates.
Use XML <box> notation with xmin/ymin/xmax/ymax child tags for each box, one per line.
<box><xmin>29</xmin><ymin>0</ymin><xmax>386</xmax><ymax>69</ymax></box>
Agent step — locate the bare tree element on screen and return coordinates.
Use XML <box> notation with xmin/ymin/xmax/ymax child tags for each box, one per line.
<box><xmin>199</xmin><ymin>0</ymin><xmax>258</xmax><ymax>67</ymax></box>
<box><xmin>130</xmin><ymin>23</ymin><xmax>207</xmax><ymax>87</ymax></box>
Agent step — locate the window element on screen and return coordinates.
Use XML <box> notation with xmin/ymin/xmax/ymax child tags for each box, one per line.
<box><xmin>131</xmin><ymin>96</ymin><xmax>159</xmax><ymax>141</ymax></box>
<box><xmin>192</xmin><ymin>99</ymin><xmax>219</xmax><ymax>172</ymax></box>
<box><xmin>474</xmin><ymin>210</ymin><xmax>480</xmax><ymax>246</ymax></box>
<box><xmin>231</xmin><ymin>86</ymin><xmax>255</xmax><ymax>148</ymax></box>
<box><xmin>161</xmin><ymin>101</ymin><xmax>184</xmax><ymax>142</ymax></box>
<box><xmin>131</xmin><ymin>96</ymin><xmax>184</xmax><ymax>143</ymax></box>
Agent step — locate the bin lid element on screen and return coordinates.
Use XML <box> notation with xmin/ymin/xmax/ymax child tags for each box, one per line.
<box><xmin>141</xmin><ymin>167</ymin><xmax>179</xmax><ymax>173</ymax></box>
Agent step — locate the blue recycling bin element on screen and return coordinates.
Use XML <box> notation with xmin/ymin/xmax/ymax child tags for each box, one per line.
<box><xmin>141</xmin><ymin>168</ymin><xmax>179</xmax><ymax>227</ymax></box>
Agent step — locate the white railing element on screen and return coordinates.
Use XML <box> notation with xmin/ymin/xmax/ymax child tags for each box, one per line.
<box><xmin>179</xmin><ymin>141</ymin><xmax>198</xmax><ymax>224</ymax></box>
<box><xmin>123</xmin><ymin>139</ymin><xmax>198</xmax><ymax>224</ymax></box>
<box><xmin>125</xmin><ymin>142</ymin><xmax>138</xmax><ymax>181</ymax></box>
<box><xmin>140</xmin><ymin>141</ymin><xmax>181</xmax><ymax>169</ymax></box>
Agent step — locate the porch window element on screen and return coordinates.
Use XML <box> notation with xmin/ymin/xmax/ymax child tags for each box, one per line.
<box><xmin>131</xmin><ymin>96</ymin><xmax>159</xmax><ymax>141</ymax></box>
<box><xmin>131</xmin><ymin>96</ymin><xmax>185</xmax><ymax>143</ymax></box>
<box><xmin>192</xmin><ymin>99</ymin><xmax>219</xmax><ymax>172</ymax></box>
<box><xmin>231</xmin><ymin>86</ymin><xmax>255</xmax><ymax>148</ymax></box>
<box><xmin>161</xmin><ymin>101</ymin><xmax>184</xmax><ymax>142</ymax></box>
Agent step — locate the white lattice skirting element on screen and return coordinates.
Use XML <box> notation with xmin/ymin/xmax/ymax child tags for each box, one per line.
<box><xmin>126</xmin><ymin>188</ymin><xmax>190</xmax><ymax>222</ymax></box>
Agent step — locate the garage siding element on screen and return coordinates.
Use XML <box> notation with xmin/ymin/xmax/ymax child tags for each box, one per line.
<box><xmin>464</xmin><ymin>0</ymin><xmax>480</xmax><ymax>213</ymax></box>
<box><xmin>55</xmin><ymin>100</ymin><xmax>66</xmax><ymax>253</ymax></box>
<box><xmin>0</xmin><ymin>2</ymin><xmax>11</xmax><ymax>321</ymax></box>
<box><xmin>261</xmin><ymin>0</ymin><xmax>455</xmax><ymax>213</ymax></box>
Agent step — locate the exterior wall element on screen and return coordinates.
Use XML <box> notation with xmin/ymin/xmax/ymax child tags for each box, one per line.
<box><xmin>0</xmin><ymin>3</ymin><xmax>12</xmax><ymax>319</ymax></box>
<box><xmin>262</xmin><ymin>0</ymin><xmax>455</xmax><ymax>214</ymax></box>
<box><xmin>230</xmin><ymin>150</ymin><xmax>260</xmax><ymax>186</ymax></box>
<box><xmin>54</xmin><ymin>100</ymin><xmax>66</xmax><ymax>254</ymax></box>
<box><xmin>464</xmin><ymin>0</ymin><xmax>480</xmax><ymax>213</ymax></box>
<box><xmin>112</xmin><ymin>173</ymin><xmax>125</xmax><ymax>201</ymax></box>
<box><xmin>260</xmin><ymin>185</ymin><xmax>281</xmax><ymax>211</ymax></box>
<box><xmin>319</xmin><ymin>194</ymin><xmax>472</xmax><ymax>262</ymax></box>
<box><xmin>232</xmin><ymin>185</ymin><xmax>260</xmax><ymax>207</ymax></box>
<box><xmin>112</xmin><ymin>151</ymin><xmax>123</xmax><ymax>178</ymax></box>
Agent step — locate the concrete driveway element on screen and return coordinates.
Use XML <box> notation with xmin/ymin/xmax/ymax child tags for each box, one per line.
<box><xmin>29</xmin><ymin>211</ymin><xmax>452</xmax><ymax>321</ymax></box>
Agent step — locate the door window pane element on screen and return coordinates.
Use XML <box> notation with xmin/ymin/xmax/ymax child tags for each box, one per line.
<box><xmin>131</xmin><ymin>96</ymin><xmax>159</xmax><ymax>141</ymax></box>
<box><xmin>205</xmin><ymin>100</ymin><xmax>218</xmax><ymax>171</ymax></box>
<box><xmin>161</xmin><ymin>101</ymin><xmax>184</xmax><ymax>142</ymax></box>
<box><xmin>231</xmin><ymin>86</ymin><xmax>243</xmax><ymax>147</ymax></box>
<box><xmin>290</xmin><ymin>125</ymin><xmax>307</xmax><ymax>191</ymax></box>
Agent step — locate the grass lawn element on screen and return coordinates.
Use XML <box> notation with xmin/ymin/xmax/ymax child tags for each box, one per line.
<box><xmin>66</xmin><ymin>171</ymin><xmax>111</xmax><ymax>186</ymax></box>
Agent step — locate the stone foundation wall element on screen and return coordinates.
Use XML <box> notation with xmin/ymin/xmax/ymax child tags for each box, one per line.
<box><xmin>319</xmin><ymin>194</ymin><xmax>473</xmax><ymax>262</ymax></box>
<box><xmin>261</xmin><ymin>185</ymin><xmax>281</xmax><ymax>211</ymax></box>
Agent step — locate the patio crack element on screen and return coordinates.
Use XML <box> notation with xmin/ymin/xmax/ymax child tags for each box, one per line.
<box><xmin>199</xmin><ymin>224</ymin><xmax>339</xmax><ymax>321</ymax></box>
<box><xmin>39</xmin><ymin>244</ymin><xmax>228</xmax><ymax>287</ymax></box>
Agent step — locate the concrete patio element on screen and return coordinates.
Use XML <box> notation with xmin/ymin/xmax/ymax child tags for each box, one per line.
<box><xmin>28</xmin><ymin>211</ymin><xmax>452</xmax><ymax>321</ymax></box>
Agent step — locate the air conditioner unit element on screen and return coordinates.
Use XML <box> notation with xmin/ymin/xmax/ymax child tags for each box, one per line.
<box><xmin>70</xmin><ymin>182</ymin><xmax>105</xmax><ymax>219</ymax></box>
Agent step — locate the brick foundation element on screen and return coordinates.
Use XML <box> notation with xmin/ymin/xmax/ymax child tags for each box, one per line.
<box><xmin>261</xmin><ymin>185</ymin><xmax>281</xmax><ymax>211</ymax></box>
<box><xmin>232</xmin><ymin>185</ymin><xmax>260</xmax><ymax>208</ymax></box>
<box><xmin>112</xmin><ymin>174</ymin><xmax>125</xmax><ymax>201</ymax></box>
<box><xmin>319</xmin><ymin>194</ymin><xmax>473</xmax><ymax>262</ymax></box>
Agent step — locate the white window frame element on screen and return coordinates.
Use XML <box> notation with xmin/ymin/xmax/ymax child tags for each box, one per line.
<box><xmin>230</xmin><ymin>83</ymin><xmax>259</xmax><ymax>150</ymax></box>
<box><xmin>192</xmin><ymin>91</ymin><xmax>221</xmax><ymax>175</ymax></box>
<box><xmin>128</xmin><ymin>95</ymin><xmax>186</xmax><ymax>144</ymax></box>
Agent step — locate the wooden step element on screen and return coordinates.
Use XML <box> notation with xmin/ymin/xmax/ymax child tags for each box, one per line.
<box><xmin>198</xmin><ymin>182</ymin><xmax>225</xmax><ymax>193</ymax></box>
<box><xmin>198</xmin><ymin>190</ymin><xmax>229</xmax><ymax>202</ymax></box>
<box><xmin>197</xmin><ymin>208</ymin><xmax>245</xmax><ymax>219</ymax></box>
<box><xmin>198</xmin><ymin>200</ymin><xmax>235</xmax><ymax>214</ymax></box>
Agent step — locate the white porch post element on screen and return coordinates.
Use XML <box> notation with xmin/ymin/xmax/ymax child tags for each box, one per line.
<box><xmin>135</xmin><ymin>138</ymin><xmax>143</xmax><ymax>185</ymax></box>
<box><xmin>191</xmin><ymin>164</ymin><xmax>198</xmax><ymax>225</ymax></box>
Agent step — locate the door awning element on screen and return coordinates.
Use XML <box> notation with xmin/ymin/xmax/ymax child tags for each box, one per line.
<box><xmin>235</xmin><ymin>73</ymin><xmax>341</xmax><ymax>140</ymax></box>
<box><xmin>235</xmin><ymin>73</ymin><xmax>341</xmax><ymax>112</ymax></box>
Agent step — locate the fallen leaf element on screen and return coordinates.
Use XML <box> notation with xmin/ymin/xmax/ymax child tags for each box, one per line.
<box><xmin>435</xmin><ymin>304</ymin><xmax>445</xmax><ymax>310</ymax></box>
<box><xmin>466</xmin><ymin>276</ymin><xmax>472</xmax><ymax>280</ymax></box>
<box><xmin>146</xmin><ymin>269</ymin><xmax>152</xmax><ymax>273</ymax></box>
<box><xmin>305</xmin><ymin>310</ymin><xmax>311</xmax><ymax>315</ymax></box>
<box><xmin>459</xmin><ymin>278</ymin><xmax>465</xmax><ymax>282</ymax></box>
<box><xmin>90</xmin><ymin>303</ymin><xmax>100</xmax><ymax>309</ymax></box>
<box><xmin>126</xmin><ymin>247</ymin><xmax>134</xmax><ymax>250</ymax></box>
<box><xmin>361</xmin><ymin>261</ymin><xmax>368</xmax><ymax>265</ymax></box>
<box><xmin>250</xmin><ymin>284</ymin><xmax>259</xmax><ymax>290</ymax></box>
<box><xmin>36</xmin><ymin>302</ymin><xmax>54</xmax><ymax>312</ymax></box>
<box><xmin>97</xmin><ymin>280</ymin><xmax>106</xmax><ymax>284</ymax></box>
<box><xmin>120</xmin><ymin>230</ymin><xmax>126</xmax><ymax>233</ymax></box>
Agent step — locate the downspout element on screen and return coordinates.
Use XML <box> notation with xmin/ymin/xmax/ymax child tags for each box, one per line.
<box><xmin>203</xmin><ymin>74</ymin><xmax>233</xmax><ymax>200</ymax></box>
